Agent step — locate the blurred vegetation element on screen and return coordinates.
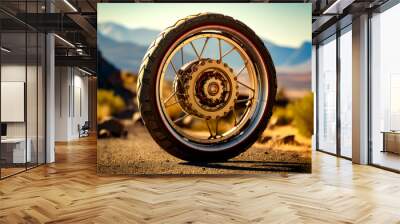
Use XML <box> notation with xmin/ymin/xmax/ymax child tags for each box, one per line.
<box><xmin>98</xmin><ymin>89</ymin><xmax>126</xmax><ymax>121</ymax></box>
<box><xmin>272</xmin><ymin>106</ymin><xmax>293</xmax><ymax>126</ymax></box>
<box><xmin>120</xmin><ymin>71</ymin><xmax>138</xmax><ymax>93</ymax></box>
<box><xmin>97</xmin><ymin>70</ymin><xmax>139</xmax><ymax>122</ymax></box>
<box><xmin>271</xmin><ymin>89</ymin><xmax>314</xmax><ymax>138</ymax></box>
<box><xmin>275</xmin><ymin>88</ymin><xmax>290</xmax><ymax>107</ymax></box>
<box><xmin>287</xmin><ymin>92</ymin><xmax>314</xmax><ymax>137</ymax></box>
<box><xmin>271</xmin><ymin>88</ymin><xmax>292</xmax><ymax>126</ymax></box>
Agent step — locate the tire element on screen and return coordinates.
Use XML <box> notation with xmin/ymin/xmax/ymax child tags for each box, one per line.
<box><xmin>137</xmin><ymin>13</ymin><xmax>277</xmax><ymax>162</ymax></box>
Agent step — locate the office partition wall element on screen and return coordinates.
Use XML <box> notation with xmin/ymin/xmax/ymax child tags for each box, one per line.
<box><xmin>0</xmin><ymin>1</ymin><xmax>46</xmax><ymax>179</ymax></box>
<box><xmin>0</xmin><ymin>30</ymin><xmax>28</xmax><ymax>177</ymax></box>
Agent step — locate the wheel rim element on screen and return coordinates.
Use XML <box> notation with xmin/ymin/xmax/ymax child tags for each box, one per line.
<box><xmin>156</xmin><ymin>25</ymin><xmax>269</xmax><ymax>151</ymax></box>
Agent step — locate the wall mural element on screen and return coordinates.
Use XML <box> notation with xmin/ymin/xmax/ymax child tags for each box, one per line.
<box><xmin>97</xmin><ymin>3</ymin><xmax>313</xmax><ymax>174</ymax></box>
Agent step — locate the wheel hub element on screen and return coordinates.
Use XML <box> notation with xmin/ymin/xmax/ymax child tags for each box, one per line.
<box><xmin>207</xmin><ymin>82</ymin><xmax>219</xmax><ymax>96</ymax></box>
<box><xmin>174</xmin><ymin>59</ymin><xmax>238</xmax><ymax>120</ymax></box>
<box><xmin>204</xmin><ymin>78</ymin><xmax>221</xmax><ymax>98</ymax></box>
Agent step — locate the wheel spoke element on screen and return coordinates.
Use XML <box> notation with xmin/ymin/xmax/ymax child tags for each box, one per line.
<box><xmin>215</xmin><ymin>118</ymin><xmax>219</xmax><ymax>136</ymax></box>
<box><xmin>163</xmin><ymin>91</ymin><xmax>176</xmax><ymax>104</ymax></box>
<box><xmin>205</xmin><ymin>120</ymin><xmax>214</xmax><ymax>138</ymax></box>
<box><xmin>170</xmin><ymin>61</ymin><xmax>184</xmax><ymax>86</ymax></box>
<box><xmin>165</xmin><ymin>100</ymin><xmax>181</xmax><ymax>108</ymax></box>
<box><xmin>236</xmin><ymin>97</ymin><xmax>253</xmax><ymax>104</ymax></box>
<box><xmin>180</xmin><ymin>48</ymin><xmax>184</xmax><ymax>66</ymax></box>
<box><xmin>237</xmin><ymin>80</ymin><xmax>255</xmax><ymax>92</ymax></box>
<box><xmin>218</xmin><ymin>39</ymin><xmax>222</xmax><ymax>61</ymax></box>
<box><xmin>221</xmin><ymin>46</ymin><xmax>235</xmax><ymax>59</ymax></box>
<box><xmin>174</xmin><ymin>113</ymin><xmax>189</xmax><ymax>123</ymax></box>
<box><xmin>232</xmin><ymin>108</ymin><xmax>238</xmax><ymax>126</ymax></box>
<box><xmin>170</xmin><ymin>61</ymin><xmax>178</xmax><ymax>75</ymax></box>
<box><xmin>199</xmin><ymin>37</ymin><xmax>209</xmax><ymax>59</ymax></box>
<box><xmin>235</xmin><ymin>62</ymin><xmax>248</xmax><ymax>77</ymax></box>
<box><xmin>190</xmin><ymin>42</ymin><xmax>201</xmax><ymax>60</ymax></box>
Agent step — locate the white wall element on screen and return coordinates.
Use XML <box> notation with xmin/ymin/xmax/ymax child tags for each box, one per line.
<box><xmin>72</xmin><ymin>73</ymin><xmax>89</xmax><ymax>138</ymax></box>
<box><xmin>1</xmin><ymin>65</ymin><xmax>31</xmax><ymax>138</ymax></box>
<box><xmin>54</xmin><ymin>66</ymin><xmax>89</xmax><ymax>141</ymax></box>
<box><xmin>55</xmin><ymin>66</ymin><xmax>69</xmax><ymax>141</ymax></box>
<box><xmin>1</xmin><ymin>63</ymin><xmax>46</xmax><ymax>164</ymax></box>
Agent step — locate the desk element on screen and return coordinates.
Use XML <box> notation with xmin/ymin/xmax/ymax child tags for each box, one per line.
<box><xmin>382</xmin><ymin>131</ymin><xmax>400</xmax><ymax>154</ymax></box>
<box><xmin>1</xmin><ymin>138</ymin><xmax>31</xmax><ymax>163</ymax></box>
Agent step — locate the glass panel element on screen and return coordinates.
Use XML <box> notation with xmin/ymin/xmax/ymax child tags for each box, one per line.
<box><xmin>27</xmin><ymin>30</ymin><xmax>38</xmax><ymax>169</ymax></box>
<box><xmin>38</xmin><ymin>32</ymin><xmax>45</xmax><ymax>165</ymax></box>
<box><xmin>26</xmin><ymin>0</ymin><xmax>39</xmax><ymax>169</ymax></box>
<box><xmin>0</xmin><ymin>1</ymin><xmax>46</xmax><ymax>178</ymax></box>
<box><xmin>1</xmin><ymin>25</ymin><xmax>27</xmax><ymax>177</ymax></box>
<box><xmin>0</xmin><ymin>8</ymin><xmax>2</xmax><ymax>179</ymax></box>
<box><xmin>339</xmin><ymin>28</ymin><xmax>352</xmax><ymax>158</ymax></box>
<box><xmin>371</xmin><ymin>4</ymin><xmax>400</xmax><ymax>171</ymax></box>
<box><xmin>317</xmin><ymin>36</ymin><xmax>337</xmax><ymax>154</ymax></box>
<box><xmin>74</xmin><ymin>85</ymin><xmax>81</xmax><ymax>137</ymax></box>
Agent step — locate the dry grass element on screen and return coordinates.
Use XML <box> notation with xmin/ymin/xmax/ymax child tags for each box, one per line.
<box><xmin>97</xmin><ymin>124</ymin><xmax>311</xmax><ymax>174</ymax></box>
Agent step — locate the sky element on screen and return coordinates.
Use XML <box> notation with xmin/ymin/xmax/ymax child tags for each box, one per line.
<box><xmin>98</xmin><ymin>3</ymin><xmax>311</xmax><ymax>48</ymax></box>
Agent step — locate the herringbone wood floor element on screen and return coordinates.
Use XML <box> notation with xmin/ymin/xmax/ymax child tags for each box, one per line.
<box><xmin>1</xmin><ymin>136</ymin><xmax>400</xmax><ymax>224</ymax></box>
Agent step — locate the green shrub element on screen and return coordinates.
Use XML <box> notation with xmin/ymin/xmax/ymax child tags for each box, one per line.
<box><xmin>272</xmin><ymin>106</ymin><xmax>293</xmax><ymax>126</ymax></box>
<box><xmin>97</xmin><ymin>89</ymin><xmax>126</xmax><ymax>121</ymax></box>
<box><xmin>271</xmin><ymin>88</ymin><xmax>293</xmax><ymax>126</ymax></box>
<box><xmin>276</xmin><ymin>88</ymin><xmax>289</xmax><ymax>102</ymax></box>
<box><xmin>287</xmin><ymin>92</ymin><xmax>314</xmax><ymax>137</ymax></box>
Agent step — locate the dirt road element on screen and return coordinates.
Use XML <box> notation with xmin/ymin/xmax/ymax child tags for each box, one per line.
<box><xmin>97</xmin><ymin>124</ymin><xmax>311</xmax><ymax>174</ymax></box>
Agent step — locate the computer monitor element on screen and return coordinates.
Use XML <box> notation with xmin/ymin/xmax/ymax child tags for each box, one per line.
<box><xmin>1</xmin><ymin>123</ymin><xmax>7</xmax><ymax>137</ymax></box>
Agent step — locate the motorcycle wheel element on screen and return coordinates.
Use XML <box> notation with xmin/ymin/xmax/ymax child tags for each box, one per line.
<box><xmin>137</xmin><ymin>13</ymin><xmax>277</xmax><ymax>162</ymax></box>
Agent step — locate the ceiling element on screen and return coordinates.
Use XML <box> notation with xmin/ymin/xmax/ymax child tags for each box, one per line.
<box><xmin>312</xmin><ymin>0</ymin><xmax>390</xmax><ymax>43</ymax></box>
<box><xmin>0</xmin><ymin>0</ymin><xmax>394</xmax><ymax>73</ymax></box>
<box><xmin>0</xmin><ymin>0</ymin><xmax>99</xmax><ymax>73</ymax></box>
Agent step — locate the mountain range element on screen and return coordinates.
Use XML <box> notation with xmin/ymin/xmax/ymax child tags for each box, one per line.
<box><xmin>98</xmin><ymin>22</ymin><xmax>311</xmax><ymax>93</ymax></box>
<box><xmin>98</xmin><ymin>22</ymin><xmax>311</xmax><ymax>72</ymax></box>
<box><xmin>98</xmin><ymin>23</ymin><xmax>159</xmax><ymax>47</ymax></box>
<box><xmin>98</xmin><ymin>33</ymin><xmax>147</xmax><ymax>74</ymax></box>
